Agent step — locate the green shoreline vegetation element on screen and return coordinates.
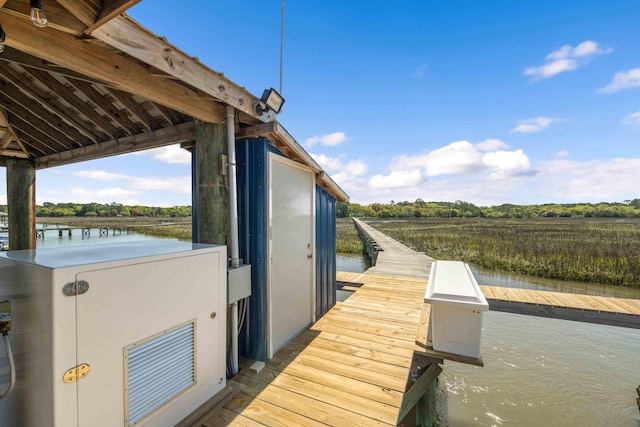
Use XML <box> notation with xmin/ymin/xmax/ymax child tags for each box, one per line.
<box><xmin>4</xmin><ymin>200</ymin><xmax>638</xmax><ymax>288</ymax></box>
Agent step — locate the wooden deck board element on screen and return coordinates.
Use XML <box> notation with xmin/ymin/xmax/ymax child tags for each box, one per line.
<box><xmin>201</xmin><ymin>269</ymin><xmax>431</xmax><ymax>426</ymax></box>
<box><xmin>482</xmin><ymin>285</ymin><xmax>640</xmax><ymax>329</ymax></box>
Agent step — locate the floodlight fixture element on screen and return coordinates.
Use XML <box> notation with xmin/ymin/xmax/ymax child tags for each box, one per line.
<box><xmin>261</xmin><ymin>88</ymin><xmax>285</xmax><ymax>114</ymax></box>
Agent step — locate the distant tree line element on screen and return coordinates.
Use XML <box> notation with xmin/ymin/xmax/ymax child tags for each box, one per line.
<box><xmin>0</xmin><ymin>202</ymin><xmax>191</xmax><ymax>218</ymax></box>
<box><xmin>337</xmin><ymin>199</ymin><xmax>640</xmax><ymax>219</ymax></box>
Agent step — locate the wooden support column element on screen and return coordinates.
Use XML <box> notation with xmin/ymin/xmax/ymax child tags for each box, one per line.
<box><xmin>398</xmin><ymin>354</ymin><xmax>443</xmax><ymax>427</ymax></box>
<box><xmin>193</xmin><ymin>121</ymin><xmax>229</xmax><ymax>247</ymax></box>
<box><xmin>6</xmin><ymin>158</ymin><xmax>36</xmax><ymax>250</ymax></box>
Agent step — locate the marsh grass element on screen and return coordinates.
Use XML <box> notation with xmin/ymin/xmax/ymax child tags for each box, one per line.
<box><xmin>361</xmin><ymin>217</ymin><xmax>640</xmax><ymax>288</ymax></box>
<box><xmin>336</xmin><ymin>218</ymin><xmax>364</xmax><ymax>254</ymax></box>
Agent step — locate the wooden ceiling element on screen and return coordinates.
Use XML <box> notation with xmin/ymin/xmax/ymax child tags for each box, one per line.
<box><xmin>0</xmin><ymin>0</ymin><xmax>275</xmax><ymax>169</ymax></box>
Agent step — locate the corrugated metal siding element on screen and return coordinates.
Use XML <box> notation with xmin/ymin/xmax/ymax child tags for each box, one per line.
<box><xmin>235</xmin><ymin>137</ymin><xmax>338</xmax><ymax>360</ymax></box>
<box><xmin>315</xmin><ymin>185</ymin><xmax>337</xmax><ymax>317</ymax></box>
<box><xmin>236</xmin><ymin>138</ymin><xmax>274</xmax><ymax>361</ymax></box>
<box><xmin>125</xmin><ymin>322</ymin><xmax>195</xmax><ymax>425</ymax></box>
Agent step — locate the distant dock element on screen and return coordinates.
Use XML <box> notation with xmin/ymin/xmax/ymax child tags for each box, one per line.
<box><xmin>35</xmin><ymin>224</ymin><xmax>122</xmax><ymax>239</ymax></box>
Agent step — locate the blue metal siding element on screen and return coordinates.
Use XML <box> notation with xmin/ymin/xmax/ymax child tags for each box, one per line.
<box><xmin>236</xmin><ymin>138</ymin><xmax>269</xmax><ymax>361</ymax></box>
<box><xmin>315</xmin><ymin>186</ymin><xmax>337</xmax><ymax>317</ymax></box>
<box><xmin>233</xmin><ymin>137</ymin><xmax>338</xmax><ymax>360</ymax></box>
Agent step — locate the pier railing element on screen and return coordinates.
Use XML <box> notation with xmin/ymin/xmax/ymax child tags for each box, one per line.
<box><xmin>352</xmin><ymin>217</ymin><xmax>383</xmax><ymax>265</ymax></box>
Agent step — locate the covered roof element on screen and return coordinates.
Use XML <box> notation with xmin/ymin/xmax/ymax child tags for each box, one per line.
<box><xmin>0</xmin><ymin>1</ymin><xmax>347</xmax><ymax>201</ymax></box>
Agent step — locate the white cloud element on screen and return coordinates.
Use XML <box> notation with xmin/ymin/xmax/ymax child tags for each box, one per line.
<box><xmin>368</xmin><ymin>170</ymin><xmax>422</xmax><ymax>190</ymax></box>
<box><xmin>75</xmin><ymin>170</ymin><xmax>191</xmax><ymax>195</ymax></box>
<box><xmin>70</xmin><ymin>187</ymin><xmax>139</xmax><ymax>201</ymax></box>
<box><xmin>476</xmin><ymin>139</ymin><xmax>508</xmax><ymax>151</ymax></box>
<box><xmin>305</xmin><ymin>132</ymin><xmax>350</xmax><ymax>147</ymax></box>
<box><xmin>345</xmin><ymin>160</ymin><xmax>368</xmax><ymax>176</ymax></box>
<box><xmin>622</xmin><ymin>111</ymin><xmax>640</xmax><ymax>125</ymax></box>
<box><xmin>555</xmin><ymin>150</ymin><xmax>569</xmax><ymax>158</ymax></box>
<box><xmin>310</xmin><ymin>154</ymin><xmax>368</xmax><ymax>177</ymax></box>
<box><xmin>310</xmin><ymin>153</ymin><xmax>344</xmax><ymax>172</ymax></box>
<box><xmin>386</xmin><ymin>139</ymin><xmax>533</xmax><ymax>185</ymax></box>
<box><xmin>525</xmin><ymin>40</ymin><xmax>611</xmax><ymax>80</ymax></box>
<box><xmin>129</xmin><ymin>176</ymin><xmax>191</xmax><ymax>194</ymax></box>
<box><xmin>143</xmin><ymin>146</ymin><xmax>192</xmax><ymax>164</ymax></box>
<box><xmin>391</xmin><ymin>141</ymin><xmax>485</xmax><ymax>177</ymax></box>
<box><xmin>482</xmin><ymin>150</ymin><xmax>531</xmax><ymax>178</ymax></box>
<box><xmin>511</xmin><ymin>117</ymin><xmax>556</xmax><ymax>133</ymax></box>
<box><xmin>599</xmin><ymin>68</ymin><xmax>640</xmax><ymax>94</ymax></box>
<box><xmin>76</xmin><ymin>171</ymin><xmax>129</xmax><ymax>181</ymax></box>
<box><xmin>534</xmin><ymin>158</ymin><xmax>640</xmax><ymax>201</ymax></box>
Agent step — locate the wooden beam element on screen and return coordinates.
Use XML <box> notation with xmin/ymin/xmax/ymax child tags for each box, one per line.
<box><xmin>52</xmin><ymin>0</ymin><xmax>98</xmax><ymax>27</ymax></box>
<box><xmin>35</xmin><ymin>120</ymin><xmax>196</xmax><ymax>169</ymax></box>
<box><xmin>0</xmin><ymin>11</ymin><xmax>225</xmax><ymax>124</ymax></box>
<box><xmin>0</xmin><ymin>78</ymin><xmax>84</xmax><ymax>146</ymax></box>
<box><xmin>92</xmin><ymin>16</ymin><xmax>276</xmax><ymax>124</ymax></box>
<box><xmin>66</xmin><ymin>77</ymin><xmax>137</xmax><ymax>135</ymax></box>
<box><xmin>0</xmin><ymin>46</ymin><xmax>103</xmax><ymax>84</ymax></box>
<box><xmin>9</xmin><ymin>112</ymin><xmax>72</xmax><ymax>154</ymax></box>
<box><xmin>2</xmin><ymin>0</ymin><xmax>86</xmax><ymax>35</ymax></box>
<box><xmin>6</xmin><ymin>158</ymin><xmax>36</xmax><ymax>250</ymax></box>
<box><xmin>0</xmin><ymin>62</ymin><xmax>99</xmax><ymax>141</ymax></box>
<box><xmin>397</xmin><ymin>362</ymin><xmax>442</xmax><ymax>425</ymax></box>
<box><xmin>1</xmin><ymin>148</ymin><xmax>28</xmax><ymax>158</ymax></box>
<box><xmin>24</xmin><ymin>68</ymin><xmax>118</xmax><ymax>136</ymax></box>
<box><xmin>194</xmin><ymin>121</ymin><xmax>229</xmax><ymax>246</ymax></box>
<box><xmin>104</xmin><ymin>87</ymin><xmax>155</xmax><ymax>132</ymax></box>
<box><xmin>85</xmin><ymin>0</ymin><xmax>142</xmax><ymax>34</ymax></box>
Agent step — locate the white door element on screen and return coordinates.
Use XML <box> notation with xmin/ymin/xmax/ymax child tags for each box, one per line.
<box><xmin>267</xmin><ymin>153</ymin><xmax>315</xmax><ymax>358</ymax></box>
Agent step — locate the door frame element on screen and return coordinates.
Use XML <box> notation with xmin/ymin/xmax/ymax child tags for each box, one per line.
<box><xmin>266</xmin><ymin>152</ymin><xmax>316</xmax><ymax>359</ymax></box>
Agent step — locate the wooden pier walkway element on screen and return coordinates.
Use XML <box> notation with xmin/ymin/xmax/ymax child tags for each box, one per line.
<box><xmin>482</xmin><ymin>285</ymin><xmax>640</xmax><ymax>329</ymax></box>
<box><xmin>352</xmin><ymin>218</ymin><xmax>640</xmax><ymax>329</ymax></box>
<box><xmin>352</xmin><ymin>218</ymin><xmax>434</xmax><ymax>278</ymax></box>
<box><xmin>187</xmin><ymin>271</ymin><xmax>440</xmax><ymax>427</ymax></box>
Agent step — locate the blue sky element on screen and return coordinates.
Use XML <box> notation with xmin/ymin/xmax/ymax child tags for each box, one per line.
<box><xmin>2</xmin><ymin>0</ymin><xmax>639</xmax><ymax>207</ymax></box>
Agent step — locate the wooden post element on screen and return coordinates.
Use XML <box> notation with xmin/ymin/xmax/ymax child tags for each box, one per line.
<box><xmin>194</xmin><ymin>121</ymin><xmax>230</xmax><ymax>246</ymax></box>
<box><xmin>398</xmin><ymin>354</ymin><xmax>443</xmax><ymax>427</ymax></box>
<box><xmin>6</xmin><ymin>158</ymin><xmax>36</xmax><ymax>250</ymax></box>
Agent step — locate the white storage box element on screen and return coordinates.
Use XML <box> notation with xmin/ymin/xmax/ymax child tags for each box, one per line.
<box><xmin>425</xmin><ymin>260</ymin><xmax>488</xmax><ymax>359</ymax></box>
<box><xmin>0</xmin><ymin>241</ymin><xmax>227</xmax><ymax>427</ymax></box>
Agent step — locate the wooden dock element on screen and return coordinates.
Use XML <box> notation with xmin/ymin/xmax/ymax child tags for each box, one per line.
<box><xmin>482</xmin><ymin>285</ymin><xmax>640</xmax><ymax>329</ymax></box>
<box><xmin>186</xmin><ymin>271</ymin><xmax>442</xmax><ymax>427</ymax></box>
<box><xmin>353</xmin><ymin>218</ymin><xmax>640</xmax><ymax>329</ymax></box>
<box><xmin>352</xmin><ymin>218</ymin><xmax>434</xmax><ymax>278</ymax></box>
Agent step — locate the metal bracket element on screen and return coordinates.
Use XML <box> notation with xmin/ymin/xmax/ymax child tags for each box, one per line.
<box><xmin>62</xmin><ymin>280</ymin><xmax>90</xmax><ymax>296</ymax></box>
<box><xmin>63</xmin><ymin>363</ymin><xmax>90</xmax><ymax>384</ymax></box>
<box><xmin>219</xmin><ymin>153</ymin><xmax>228</xmax><ymax>176</ymax></box>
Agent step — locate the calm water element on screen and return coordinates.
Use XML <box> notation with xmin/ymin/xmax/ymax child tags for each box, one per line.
<box><xmin>1</xmin><ymin>225</ymin><xmax>174</xmax><ymax>250</ymax></box>
<box><xmin>337</xmin><ymin>253</ymin><xmax>640</xmax><ymax>427</ymax></box>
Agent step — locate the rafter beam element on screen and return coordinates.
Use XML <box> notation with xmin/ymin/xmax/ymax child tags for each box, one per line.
<box><xmin>0</xmin><ymin>11</ymin><xmax>225</xmax><ymax>124</ymax></box>
<box><xmin>35</xmin><ymin>121</ymin><xmax>195</xmax><ymax>169</ymax></box>
<box><xmin>92</xmin><ymin>16</ymin><xmax>276</xmax><ymax>124</ymax></box>
<box><xmin>85</xmin><ymin>0</ymin><xmax>142</xmax><ymax>34</ymax></box>
<box><xmin>0</xmin><ymin>62</ymin><xmax>99</xmax><ymax>141</ymax></box>
<box><xmin>0</xmin><ymin>77</ymin><xmax>86</xmax><ymax>146</ymax></box>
